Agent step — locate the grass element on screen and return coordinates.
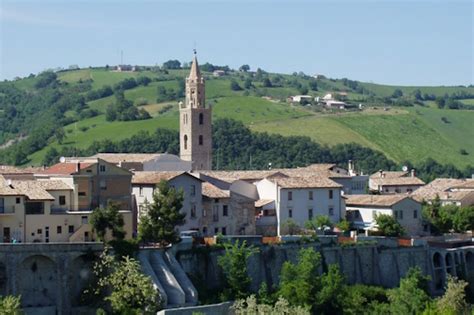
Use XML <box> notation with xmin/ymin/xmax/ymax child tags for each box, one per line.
<box><xmin>358</xmin><ymin>82</ymin><xmax>474</xmax><ymax>98</ymax></box>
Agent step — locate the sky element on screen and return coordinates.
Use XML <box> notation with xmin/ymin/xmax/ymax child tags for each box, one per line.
<box><xmin>0</xmin><ymin>0</ymin><xmax>473</xmax><ymax>86</ymax></box>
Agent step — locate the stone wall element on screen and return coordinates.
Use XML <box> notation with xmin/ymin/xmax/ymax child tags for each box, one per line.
<box><xmin>0</xmin><ymin>243</ymin><xmax>103</xmax><ymax>315</ymax></box>
<box><xmin>177</xmin><ymin>242</ymin><xmax>474</xmax><ymax>295</ymax></box>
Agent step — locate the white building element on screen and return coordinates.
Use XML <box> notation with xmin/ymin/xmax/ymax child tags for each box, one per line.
<box><xmin>255</xmin><ymin>175</ymin><xmax>344</xmax><ymax>236</ymax></box>
<box><xmin>290</xmin><ymin>95</ymin><xmax>313</xmax><ymax>103</ymax></box>
<box><xmin>412</xmin><ymin>178</ymin><xmax>474</xmax><ymax>207</ymax></box>
<box><xmin>369</xmin><ymin>170</ymin><xmax>425</xmax><ymax>194</ymax></box>
<box><xmin>345</xmin><ymin>194</ymin><xmax>425</xmax><ymax>236</ymax></box>
<box><xmin>132</xmin><ymin>171</ymin><xmax>203</xmax><ymax>232</ymax></box>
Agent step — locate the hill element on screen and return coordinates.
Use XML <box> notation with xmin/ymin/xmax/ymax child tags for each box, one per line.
<box><xmin>1</xmin><ymin>65</ymin><xmax>474</xmax><ymax>169</ymax></box>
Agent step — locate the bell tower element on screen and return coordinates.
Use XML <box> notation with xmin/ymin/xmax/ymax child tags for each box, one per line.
<box><xmin>179</xmin><ymin>51</ymin><xmax>212</xmax><ymax>170</ymax></box>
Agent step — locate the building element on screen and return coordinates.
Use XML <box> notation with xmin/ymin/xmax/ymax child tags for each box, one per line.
<box><xmin>289</xmin><ymin>95</ymin><xmax>313</xmax><ymax>103</ymax></box>
<box><xmin>255</xmin><ymin>175</ymin><xmax>344</xmax><ymax>236</ymax></box>
<box><xmin>116</xmin><ymin>64</ymin><xmax>136</xmax><ymax>72</ymax></box>
<box><xmin>92</xmin><ymin>153</ymin><xmax>192</xmax><ymax>172</ymax></box>
<box><xmin>412</xmin><ymin>178</ymin><xmax>474</xmax><ymax>207</ymax></box>
<box><xmin>325</xmin><ymin>100</ymin><xmax>347</xmax><ymax>109</ymax></box>
<box><xmin>200</xmin><ymin>180</ymin><xmax>257</xmax><ymax>236</ymax></box>
<box><xmin>212</xmin><ymin>70</ymin><xmax>225</xmax><ymax>77</ymax></box>
<box><xmin>131</xmin><ymin>171</ymin><xmax>204</xmax><ymax>232</ymax></box>
<box><xmin>369</xmin><ymin>170</ymin><xmax>425</xmax><ymax>194</ymax></box>
<box><xmin>345</xmin><ymin>194</ymin><xmax>425</xmax><ymax>236</ymax></box>
<box><xmin>0</xmin><ymin>159</ymin><xmax>135</xmax><ymax>243</ymax></box>
<box><xmin>179</xmin><ymin>53</ymin><xmax>212</xmax><ymax>170</ymax></box>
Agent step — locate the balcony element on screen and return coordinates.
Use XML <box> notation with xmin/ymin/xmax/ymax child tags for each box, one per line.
<box><xmin>50</xmin><ymin>207</ymin><xmax>69</xmax><ymax>214</ymax></box>
<box><xmin>0</xmin><ymin>206</ymin><xmax>15</xmax><ymax>215</ymax></box>
<box><xmin>256</xmin><ymin>215</ymin><xmax>277</xmax><ymax>226</ymax></box>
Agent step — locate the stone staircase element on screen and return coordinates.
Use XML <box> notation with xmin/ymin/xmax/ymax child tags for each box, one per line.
<box><xmin>138</xmin><ymin>249</ymin><xmax>198</xmax><ymax>308</ymax></box>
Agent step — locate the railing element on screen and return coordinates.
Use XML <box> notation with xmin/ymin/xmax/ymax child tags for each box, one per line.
<box><xmin>50</xmin><ymin>207</ymin><xmax>69</xmax><ymax>214</ymax></box>
<box><xmin>256</xmin><ymin>215</ymin><xmax>277</xmax><ymax>226</ymax></box>
<box><xmin>0</xmin><ymin>206</ymin><xmax>15</xmax><ymax>214</ymax></box>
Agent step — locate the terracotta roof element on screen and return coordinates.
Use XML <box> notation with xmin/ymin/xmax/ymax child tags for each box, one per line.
<box><xmin>451</xmin><ymin>180</ymin><xmax>474</xmax><ymax>190</ymax></box>
<box><xmin>41</xmin><ymin>162</ymin><xmax>94</xmax><ymax>175</ymax></box>
<box><xmin>370</xmin><ymin>176</ymin><xmax>425</xmax><ymax>187</ymax></box>
<box><xmin>132</xmin><ymin>171</ymin><xmax>191</xmax><ymax>184</ymax></box>
<box><xmin>437</xmin><ymin>191</ymin><xmax>474</xmax><ymax>202</ymax></box>
<box><xmin>34</xmin><ymin>180</ymin><xmax>73</xmax><ymax>191</ymax></box>
<box><xmin>346</xmin><ymin>194</ymin><xmax>416</xmax><ymax>207</ymax></box>
<box><xmin>255</xmin><ymin>199</ymin><xmax>274</xmax><ymax>207</ymax></box>
<box><xmin>0</xmin><ymin>176</ymin><xmax>22</xmax><ymax>196</ymax></box>
<box><xmin>411</xmin><ymin>178</ymin><xmax>470</xmax><ymax>201</ymax></box>
<box><xmin>0</xmin><ymin>165</ymin><xmax>44</xmax><ymax>174</ymax></box>
<box><xmin>92</xmin><ymin>153</ymin><xmax>160</xmax><ymax>164</ymax></box>
<box><xmin>269</xmin><ymin>176</ymin><xmax>342</xmax><ymax>189</ymax></box>
<box><xmin>202</xmin><ymin>182</ymin><xmax>230</xmax><ymax>199</ymax></box>
<box><xmin>9</xmin><ymin>181</ymin><xmax>55</xmax><ymax>200</ymax></box>
<box><xmin>370</xmin><ymin>171</ymin><xmax>408</xmax><ymax>179</ymax></box>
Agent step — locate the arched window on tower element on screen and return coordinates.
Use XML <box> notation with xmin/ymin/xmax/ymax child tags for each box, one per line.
<box><xmin>199</xmin><ymin>113</ymin><xmax>203</xmax><ymax>125</ymax></box>
<box><xmin>184</xmin><ymin>135</ymin><xmax>188</xmax><ymax>150</ymax></box>
<box><xmin>199</xmin><ymin>135</ymin><xmax>203</xmax><ymax>145</ymax></box>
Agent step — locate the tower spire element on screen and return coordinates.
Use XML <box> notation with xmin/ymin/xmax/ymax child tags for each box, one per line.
<box><xmin>189</xmin><ymin>50</ymin><xmax>201</xmax><ymax>79</ymax></box>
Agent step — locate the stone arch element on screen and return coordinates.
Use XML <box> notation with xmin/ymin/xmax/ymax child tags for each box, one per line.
<box><xmin>68</xmin><ymin>254</ymin><xmax>97</xmax><ymax>307</ymax></box>
<box><xmin>432</xmin><ymin>252</ymin><xmax>444</xmax><ymax>291</ymax></box>
<box><xmin>446</xmin><ymin>253</ymin><xmax>454</xmax><ymax>275</ymax></box>
<box><xmin>18</xmin><ymin>255</ymin><xmax>58</xmax><ymax>308</ymax></box>
<box><xmin>0</xmin><ymin>261</ymin><xmax>6</xmax><ymax>296</ymax></box>
<box><xmin>466</xmin><ymin>251</ymin><xmax>474</xmax><ymax>270</ymax></box>
<box><xmin>433</xmin><ymin>252</ymin><xmax>442</xmax><ymax>268</ymax></box>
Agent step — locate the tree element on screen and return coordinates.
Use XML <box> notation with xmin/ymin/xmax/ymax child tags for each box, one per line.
<box><xmin>162</xmin><ymin>59</ymin><xmax>181</xmax><ymax>69</ymax></box>
<box><xmin>138</xmin><ymin>180</ymin><xmax>185</xmax><ymax>245</ymax></box>
<box><xmin>54</xmin><ymin>127</ymin><xmax>65</xmax><ymax>144</ymax></box>
<box><xmin>282</xmin><ymin>218</ymin><xmax>301</xmax><ymax>235</ymax></box>
<box><xmin>451</xmin><ymin>206</ymin><xmax>474</xmax><ymax>232</ymax></box>
<box><xmin>336</xmin><ymin>219</ymin><xmax>351</xmax><ymax>232</ymax></box>
<box><xmin>92</xmin><ymin>251</ymin><xmax>161</xmax><ymax>314</ymax></box>
<box><xmin>42</xmin><ymin>147</ymin><xmax>59</xmax><ymax>166</ymax></box>
<box><xmin>386</xmin><ymin>267</ymin><xmax>431</xmax><ymax>314</ymax></box>
<box><xmin>262</xmin><ymin>78</ymin><xmax>272</xmax><ymax>88</ymax></box>
<box><xmin>309</xmin><ymin>79</ymin><xmax>318</xmax><ymax>91</ymax></box>
<box><xmin>374</xmin><ymin>213</ymin><xmax>405</xmax><ymax>237</ymax></box>
<box><xmin>0</xmin><ymin>295</ymin><xmax>22</xmax><ymax>314</ymax></box>
<box><xmin>298</xmin><ymin>85</ymin><xmax>309</xmax><ymax>95</ymax></box>
<box><xmin>136</xmin><ymin>76</ymin><xmax>151</xmax><ymax>86</ymax></box>
<box><xmin>392</xmin><ymin>89</ymin><xmax>403</xmax><ymax>98</ymax></box>
<box><xmin>217</xmin><ymin>240</ymin><xmax>259</xmax><ymax>299</ymax></box>
<box><xmin>315</xmin><ymin>264</ymin><xmax>346</xmax><ymax>314</ymax></box>
<box><xmin>305</xmin><ymin>215</ymin><xmax>332</xmax><ymax>231</ymax></box>
<box><xmin>239</xmin><ymin>64</ymin><xmax>250</xmax><ymax>72</ymax></box>
<box><xmin>436</xmin><ymin>275</ymin><xmax>469</xmax><ymax>314</ymax></box>
<box><xmin>90</xmin><ymin>203</ymin><xmax>125</xmax><ymax>241</ymax></box>
<box><xmin>278</xmin><ymin>247</ymin><xmax>321</xmax><ymax>309</ymax></box>
<box><xmin>230</xmin><ymin>80</ymin><xmax>243</xmax><ymax>91</ymax></box>
<box><xmin>232</xmin><ymin>295</ymin><xmax>310</xmax><ymax>315</ymax></box>
<box><xmin>244</xmin><ymin>78</ymin><xmax>253</xmax><ymax>89</ymax></box>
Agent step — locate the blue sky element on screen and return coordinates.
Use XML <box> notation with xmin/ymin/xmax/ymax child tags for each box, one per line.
<box><xmin>1</xmin><ymin>0</ymin><xmax>473</xmax><ymax>85</ymax></box>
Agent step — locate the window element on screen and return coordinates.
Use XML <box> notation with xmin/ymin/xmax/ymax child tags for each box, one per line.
<box><xmin>25</xmin><ymin>202</ymin><xmax>44</xmax><ymax>215</ymax></box>
<box><xmin>329</xmin><ymin>190</ymin><xmax>333</xmax><ymax>199</ymax></box>
<box><xmin>407</xmin><ymin>188</ymin><xmax>413</xmax><ymax>193</ymax></box>
<box><xmin>308</xmin><ymin>208</ymin><xmax>313</xmax><ymax>220</ymax></box>
<box><xmin>184</xmin><ymin>135</ymin><xmax>188</xmax><ymax>150</ymax></box>
<box><xmin>199</xmin><ymin>135</ymin><xmax>203</xmax><ymax>145</ymax></box>
<box><xmin>308</xmin><ymin>191</ymin><xmax>313</xmax><ymax>200</ymax></box>
<box><xmin>37</xmin><ymin>229</ymin><xmax>42</xmax><ymax>234</ymax></box>
<box><xmin>99</xmin><ymin>165</ymin><xmax>106</xmax><ymax>172</ymax></box>
<box><xmin>57</xmin><ymin>226</ymin><xmax>62</xmax><ymax>234</ymax></box>
<box><xmin>139</xmin><ymin>186</ymin><xmax>143</xmax><ymax>196</ymax></box>
<box><xmin>79</xmin><ymin>192</ymin><xmax>86</xmax><ymax>197</ymax></box>
<box><xmin>223</xmin><ymin>205</ymin><xmax>228</xmax><ymax>217</ymax></box>
<box><xmin>214</xmin><ymin>227</ymin><xmax>219</xmax><ymax>234</ymax></box>
<box><xmin>59</xmin><ymin>195</ymin><xmax>66</xmax><ymax>205</ymax></box>
<box><xmin>329</xmin><ymin>207</ymin><xmax>334</xmax><ymax>216</ymax></box>
<box><xmin>16</xmin><ymin>197</ymin><xmax>21</xmax><ymax>204</ymax></box>
<box><xmin>222</xmin><ymin>227</ymin><xmax>227</xmax><ymax>235</ymax></box>
<box><xmin>212</xmin><ymin>205</ymin><xmax>219</xmax><ymax>222</ymax></box>
<box><xmin>100</xmin><ymin>180</ymin><xmax>107</xmax><ymax>191</ymax></box>
<box><xmin>395</xmin><ymin>188</ymin><xmax>401</xmax><ymax>193</ymax></box>
<box><xmin>202</xmin><ymin>208</ymin><xmax>207</xmax><ymax>217</ymax></box>
<box><xmin>288</xmin><ymin>208</ymin><xmax>293</xmax><ymax>218</ymax></box>
<box><xmin>202</xmin><ymin>227</ymin><xmax>208</xmax><ymax>235</ymax></box>
<box><xmin>288</xmin><ymin>191</ymin><xmax>293</xmax><ymax>201</ymax></box>
<box><xmin>399</xmin><ymin>210</ymin><xmax>403</xmax><ymax>220</ymax></box>
<box><xmin>68</xmin><ymin>225</ymin><xmax>74</xmax><ymax>233</ymax></box>
<box><xmin>191</xmin><ymin>204</ymin><xmax>196</xmax><ymax>218</ymax></box>
<box><xmin>81</xmin><ymin>216</ymin><xmax>88</xmax><ymax>224</ymax></box>
<box><xmin>199</xmin><ymin>113</ymin><xmax>204</xmax><ymax>125</ymax></box>
<box><xmin>413</xmin><ymin>209</ymin><xmax>418</xmax><ymax>219</ymax></box>
<box><xmin>190</xmin><ymin>185</ymin><xmax>196</xmax><ymax>196</ymax></box>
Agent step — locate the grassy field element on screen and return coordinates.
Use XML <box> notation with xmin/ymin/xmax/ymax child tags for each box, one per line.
<box><xmin>359</xmin><ymin>82</ymin><xmax>474</xmax><ymax>98</ymax></box>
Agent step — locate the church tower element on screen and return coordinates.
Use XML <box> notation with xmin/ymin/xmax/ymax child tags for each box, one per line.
<box><xmin>179</xmin><ymin>52</ymin><xmax>212</xmax><ymax>170</ymax></box>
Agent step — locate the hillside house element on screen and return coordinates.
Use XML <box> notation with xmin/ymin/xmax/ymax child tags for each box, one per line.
<box><xmin>131</xmin><ymin>171</ymin><xmax>204</xmax><ymax>232</ymax></box>
<box><xmin>345</xmin><ymin>194</ymin><xmax>426</xmax><ymax>236</ymax></box>
<box><xmin>289</xmin><ymin>95</ymin><xmax>313</xmax><ymax>103</ymax></box>
<box><xmin>212</xmin><ymin>70</ymin><xmax>226</xmax><ymax>77</ymax></box>
<box><xmin>369</xmin><ymin>170</ymin><xmax>425</xmax><ymax>194</ymax></box>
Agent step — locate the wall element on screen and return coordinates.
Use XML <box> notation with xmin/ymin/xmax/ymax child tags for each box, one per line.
<box><xmin>177</xmin><ymin>242</ymin><xmax>474</xmax><ymax>296</ymax></box>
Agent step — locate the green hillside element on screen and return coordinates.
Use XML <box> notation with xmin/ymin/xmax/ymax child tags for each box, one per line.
<box><xmin>3</xmin><ymin>66</ymin><xmax>474</xmax><ymax>168</ymax></box>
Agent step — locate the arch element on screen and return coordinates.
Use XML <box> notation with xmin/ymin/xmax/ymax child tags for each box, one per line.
<box><xmin>184</xmin><ymin>135</ymin><xmax>188</xmax><ymax>150</ymax></box>
<box><xmin>19</xmin><ymin>255</ymin><xmax>57</xmax><ymax>308</ymax></box>
<box><xmin>68</xmin><ymin>254</ymin><xmax>97</xmax><ymax>307</ymax></box>
<box><xmin>446</xmin><ymin>253</ymin><xmax>455</xmax><ymax>275</ymax></box>
<box><xmin>199</xmin><ymin>135</ymin><xmax>203</xmax><ymax>145</ymax></box>
<box><xmin>466</xmin><ymin>251</ymin><xmax>474</xmax><ymax>270</ymax></box>
<box><xmin>199</xmin><ymin>113</ymin><xmax>204</xmax><ymax>125</ymax></box>
<box><xmin>433</xmin><ymin>252</ymin><xmax>442</xmax><ymax>268</ymax></box>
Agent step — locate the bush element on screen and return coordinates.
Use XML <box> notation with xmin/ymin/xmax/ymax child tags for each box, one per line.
<box><xmin>134</xmin><ymin>97</ymin><xmax>149</xmax><ymax>106</ymax></box>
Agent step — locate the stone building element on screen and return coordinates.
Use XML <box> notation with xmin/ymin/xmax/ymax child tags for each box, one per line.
<box><xmin>369</xmin><ymin>170</ymin><xmax>425</xmax><ymax>194</ymax></box>
<box><xmin>179</xmin><ymin>53</ymin><xmax>212</xmax><ymax>171</ymax></box>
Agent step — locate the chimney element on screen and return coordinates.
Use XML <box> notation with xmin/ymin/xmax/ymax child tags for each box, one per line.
<box><xmin>76</xmin><ymin>163</ymin><xmax>80</xmax><ymax>172</ymax></box>
<box><xmin>411</xmin><ymin>169</ymin><xmax>416</xmax><ymax>177</ymax></box>
<box><xmin>379</xmin><ymin>170</ymin><xmax>383</xmax><ymax>178</ymax></box>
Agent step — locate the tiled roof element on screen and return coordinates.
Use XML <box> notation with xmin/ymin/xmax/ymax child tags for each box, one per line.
<box><xmin>41</xmin><ymin>162</ymin><xmax>94</xmax><ymax>175</ymax></box>
<box><xmin>346</xmin><ymin>194</ymin><xmax>415</xmax><ymax>207</ymax></box>
<box><xmin>411</xmin><ymin>178</ymin><xmax>469</xmax><ymax>200</ymax></box>
<box><xmin>451</xmin><ymin>180</ymin><xmax>474</xmax><ymax>190</ymax></box>
<box><xmin>202</xmin><ymin>182</ymin><xmax>230</xmax><ymax>199</ymax></box>
<box><xmin>370</xmin><ymin>171</ymin><xmax>408</xmax><ymax>179</ymax></box>
<box><xmin>92</xmin><ymin>153</ymin><xmax>160</xmax><ymax>163</ymax></box>
<box><xmin>269</xmin><ymin>176</ymin><xmax>342</xmax><ymax>189</ymax></box>
<box><xmin>255</xmin><ymin>199</ymin><xmax>274</xmax><ymax>207</ymax></box>
<box><xmin>0</xmin><ymin>165</ymin><xmax>44</xmax><ymax>174</ymax></box>
<box><xmin>370</xmin><ymin>176</ymin><xmax>425</xmax><ymax>187</ymax></box>
<box><xmin>0</xmin><ymin>176</ymin><xmax>22</xmax><ymax>196</ymax></box>
<box><xmin>34</xmin><ymin>180</ymin><xmax>73</xmax><ymax>191</ymax></box>
<box><xmin>132</xmin><ymin>171</ymin><xmax>189</xmax><ymax>184</ymax></box>
<box><xmin>10</xmin><ymin>181</ymin><xmax>55</xmax><ymax>200</ymax></box>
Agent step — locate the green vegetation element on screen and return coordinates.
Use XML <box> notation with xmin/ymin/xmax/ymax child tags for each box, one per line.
<box><xmin>90</xmin><ymin>203</ymin><xmax>126</xmax><ymax>241</ymax></box>
<box><xmin>422</xmin><ymin>196</ymin><xmax>474</xmax><ymax>235</ymax></box>
<box><xmin>138</xmin><ymin>180</ymin><xmax>185</xmax><ymax>246</ymax></box>
<box><xmin>0</xmin><ymin>295</ymin><xmax>22</xmax><ymax>314</ymax></box>
<box><xmin>374</xmin><ymin>214</ymin><xmax>405</xmax><ymax>237</ymax></box>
